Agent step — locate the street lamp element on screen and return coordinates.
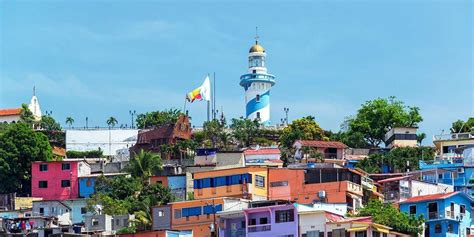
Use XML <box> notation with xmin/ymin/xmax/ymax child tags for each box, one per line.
<box><xmin>283</xmin><ymin>107</ymin><xmax>289</xmax><ymax>125</ymax></box>
<box><xmin>85</xmin><ymin>117</ymin><xmax>89</xmax><ymax>129</ymax></box>
<box><xmin>129</xmin><ymin>110</ymin><xmax>136</xmax><ymax>129</ymax></box>
<box><xmin>45</xmin><ymin>110</ymin><xmax>53</xmax><ymax>116</ymax></box>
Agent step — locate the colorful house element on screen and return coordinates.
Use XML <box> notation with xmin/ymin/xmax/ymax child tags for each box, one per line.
<box><xmin>192</xmin><ymin>167</ymin><xmax>269</xmax><ymax>201</ymax></box>
<box><xmin>378</xmin><ymin>176</ymin><xmax>454</xmax><ymax>203</ymax></box>
<box><xmin>243</xmin><ymin>147</ymin><xmax>283</xmax><ymax>167</ymax></box>
<box><xmin>325</xmin><ymin>216</ymin><xmax>395</xmax><ymax>237</ymax></box>
<box><xmin>293</xmin><ymin>140</ymin><xmax>348</xmax><ymax>161</ymax></box>
<box><xmin>78</xmin><ymin>173</ymin><xmax>129</xmax><ymax>198</ymax></box>
<box><xmin>267</xmin><ymin>167</ymin><xmax>364</xmax><ymax>212</ymax></box>
<box><xmin>150</xmin><ymin>175</ymin><xmax>187</xmax><ymax>201</ymax></box>
<box><xmin>152</xmin><ymin>197</ymin><xmax>249</xmax><ymax>237</ymax></box>
<box><xmin>399</xmin><ymin>192</ymin><xmax>473</xmax><ymax>237</ymax></box>
<box><xmin>31</xmin><ymin>160</ymin><xmax>91</xmax><ymax>200</ymax></box>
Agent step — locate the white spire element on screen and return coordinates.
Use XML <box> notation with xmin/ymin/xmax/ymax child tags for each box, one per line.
<box><xmin>28</xmin><ymin>86</ymin><xmax>42</xmax><ymax>120</ymax></box>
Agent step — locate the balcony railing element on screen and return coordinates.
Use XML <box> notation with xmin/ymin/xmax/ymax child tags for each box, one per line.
<box><xmin>226</xmin><ymin>229</ymin><xmax>246</xmax><ymax>237</ymax></box>
<box><xmin>433</xmin><ymin>132</ymin><xmax>474</xmax><ymax>141</ymax></box>
<box><xmin>429</xmin><ymin>212</ymin><xmax>439</xmax><ymax>220</ymax></box>
<box><xmin>446</xmin><ymin>210</ymin><xmax>454</xmax><ymax>219</ymax></box>
<box><xmin>347</xmin><ymin>182</ymin><xmax>363</xmax><ymax>194</ymax></box>
<box><xmin>248</xmin><ymin>224</ymin><xmax>271</xmax><ymax>232</ymax></box>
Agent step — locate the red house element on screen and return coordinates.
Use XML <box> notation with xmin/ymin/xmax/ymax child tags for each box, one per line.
<box><xmin>31</xmin><ymin>160</ymin><xmax>91</xmax><ymax>200</ymax></box>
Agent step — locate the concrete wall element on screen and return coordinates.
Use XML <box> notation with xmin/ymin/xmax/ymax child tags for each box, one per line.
<box><xmin>66</xmin><ymin>129</ymin><xmax>139</xmax><ymax>156</ymax></box>
<box><xmin>152</xmin><ymin>206</ymin><xmax>171</xmax><ymax>230</ymax></box>
<box><xmin>299</xmin><ymin>212</ymin><xmax>326</xmax><ymax>237</ymax></box>
<box><xmin>32</xmin><ymin>201</ymin><xmax>71</xmax><ymax>225</ymax></box>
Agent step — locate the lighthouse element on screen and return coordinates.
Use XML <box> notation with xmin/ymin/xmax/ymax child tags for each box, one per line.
<box><xmin>239</xmin><ymin>34</ymin><xmax>276</xmax><ymax>126</ymax></box>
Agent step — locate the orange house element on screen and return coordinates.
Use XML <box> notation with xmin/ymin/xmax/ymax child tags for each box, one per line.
<box><xmin>268</xmin><ymin>167</ymin><xmax>364</xmax><ymax>212</ymax></box>
<box><xmin>192</xmin><ymin>167</ymin><xmax>269</xmax><ymax>201</ymax></box>
<box><xmin>152</xmin><ymin>197</ymin><xmax>249</xmax><ymax>237</ymax></box>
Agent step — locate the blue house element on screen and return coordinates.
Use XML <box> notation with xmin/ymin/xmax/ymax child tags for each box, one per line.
<box><xmin>78</xmin><ymin>173</ymin><xmax>128</xmax><ymax>198</ymax></box>
<box><xmin>400</xmin><ymin>191</ymin><xmax>473</xmax><ymax>237</ymax></box>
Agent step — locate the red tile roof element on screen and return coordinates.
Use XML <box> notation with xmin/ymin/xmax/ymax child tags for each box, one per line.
<box><xmin>400</xmin><ymin>192</ymin><xmax>458</xmax><ymax>203</ymax></box>
<box><xmin>0</xmin><ymin>108</ymin><xmax>22</xmax><ymax>116</ymax></box>
<box><xmin>244</xmin><ymin>148</ymin><xmax>280</xmax><ymax>155</ymax></box>
<box><xmin>378</xmin><ymin>176</ymin><xmax>409</xmax><ymax>184</ymax></box>
<box><xmin>297</xmin><ymin>140</ymin><xmax>348</xmax><ymax>149</ymax></box>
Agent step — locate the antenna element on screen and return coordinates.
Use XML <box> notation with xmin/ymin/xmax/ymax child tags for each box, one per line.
<box><xmin>255</xmin><ymin>26</ymin><xmax>259</xmax><ymax>44</ymax></box>
<box><xmin>33</xmin><ymin>86</ymin><xmax>36</xmax><ymax>96</ymax></box>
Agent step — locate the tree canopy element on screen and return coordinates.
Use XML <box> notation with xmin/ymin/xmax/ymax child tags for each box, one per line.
<box><xmin>39</xmin><ymin>115</ymin><xmax>65</xmax><ymax>147</ymax></box>
<box><xmin>345</xmin><ymin>96</ymin><xmax>423</xmax><ymax>147</ymax></box>
<box><xmin>451</xmin><ymin>117</ymin><xmax>474</xmax><ymax>133</ymax></box>
<box><xmin>0</xmin><ymin>123</ymin><xmax>53</xmax><ymax>195</ymax></box>
<box><xmin>88</xmin><ymin>175</ymin><xmax>174</xmax><ymax>232</ymax></box>
<box><xmin>356</xmin><ymin>146</ymin><xmax>436</xmax><ymax>173</ymax></box>
<box><xmin>230</xmin><ymin>117</ymin><xmax>261</xmax><ymax>148</ymax></box>
<box><xmin>136</xmin><ymin>109</ymin><xmax>183</xmax><ymax>129</ymax></box>
<box><xmin>125</xmin><ymin>149</ymin><xmax>163</xmax><ymax>181</ymax></box>
<box><xmin>279</xmin><ymin>116</ymin><xmax>327</xmax><ymax>149</ymax></box>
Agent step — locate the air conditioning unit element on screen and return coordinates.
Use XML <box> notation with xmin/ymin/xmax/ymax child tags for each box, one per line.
<box><xmin>318</xmin><ymin>190</ymin><xmax>326</xmax><ymax>199</ymax></box>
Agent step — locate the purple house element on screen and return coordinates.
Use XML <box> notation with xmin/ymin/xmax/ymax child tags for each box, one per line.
<box><xmin>218</xmin><ymin>200</ymin><xmax>298</xmax><ymax>237</ymax></box>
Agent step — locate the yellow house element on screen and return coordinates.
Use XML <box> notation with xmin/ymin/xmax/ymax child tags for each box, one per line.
<box><xmin>433</xmin><ymin>132</ymin><xmax>474</xmax><ymax>158</ymax></box>
<box><xmin>192</xmin><ymin>167</ymin><xmax>269</xmax><ymax>201</ymax></box>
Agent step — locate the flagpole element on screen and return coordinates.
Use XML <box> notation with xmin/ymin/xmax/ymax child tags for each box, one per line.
<box><xmin>213</xmin><ymin>72</ymin><xmax>216</xmax><ymax>120</ymax></box>
<box><xmin>183</xmin><ymin>96</ymin><xmax>187</xmax><ymax>114</ymax></box>
<box><xmin>207</xmin><ymin>73</ymin><xmax>211</xmax><ymax>122</ymax></box>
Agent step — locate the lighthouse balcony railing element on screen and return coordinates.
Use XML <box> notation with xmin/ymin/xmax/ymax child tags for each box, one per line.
<box><xmin>240</xmin><ymin>73</ymin><xmax>275</xmax><ymax>81</ymax></box>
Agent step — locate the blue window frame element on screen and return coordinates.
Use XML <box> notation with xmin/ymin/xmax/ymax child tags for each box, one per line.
<box><xmin>182</xmin><ymin>207</ymin><xmax>202</xmax><ymax>217</ymax></box>
<box><xmin>194</xmin><ymin>173</ymin><xmax>253</xmax><ymax>189</ymax></box>
<box><xmin>203</xmin><ymin>204</ymin><xmax>223</xmax><ymax>214</ymax></box>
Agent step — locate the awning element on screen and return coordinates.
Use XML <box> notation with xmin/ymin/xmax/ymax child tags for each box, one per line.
<box><xmin>347</xmin><ymin>226</ymin><xmax>368</xmax><ymax>232</ymax></box>
<box><xmin>375</xmin><ymin>227</ymin><xmax>389</xmax><ymax>234</ymax></box>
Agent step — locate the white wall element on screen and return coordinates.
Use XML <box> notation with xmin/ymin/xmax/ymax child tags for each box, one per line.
<box><xmin>0</xmin><ymin>115</ymin><xmax>20</xmax><ymax>123</ymax></box>
<box><xmin>299</xmin><ymin>212</ymin><xmax>326</xmax><ymax>237</ymax></box>
<box><xmin>66</xmin><ymin>129</ymin><xmax>138</xmax><ymax>156</ymax></box>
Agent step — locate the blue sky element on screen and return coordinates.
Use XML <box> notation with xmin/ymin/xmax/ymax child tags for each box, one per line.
<box><xmin>0</xmin><ymin>0</ymin><xmax>472</xmax><ymax>143</ymax></box>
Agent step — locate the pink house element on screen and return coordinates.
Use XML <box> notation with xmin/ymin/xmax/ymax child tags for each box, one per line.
<box><xmin>31</xmin><ymin>160</ymin><xmax>91</xmax><ymax>200</ymax></box>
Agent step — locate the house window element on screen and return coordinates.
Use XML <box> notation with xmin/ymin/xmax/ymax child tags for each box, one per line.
<box><xmin>409</xmin><ymin>205</ymin><xmax>416</xmax><ymax>215</ymax></box>
<box><xmin>333</xmin><ymin>229</ymin><xmax>346</xmax><ymax>237</ymax></box>
<box><xmin>249</xmin><ymin>218</ymin><xmax>256</xmax><ymax>225</ymax></box>
<box><xmin>372</xmin><ymin>231</ymin><xmax>380</xmax><ymax>237</ymax></box>
<box><xmin>461</xmin><ymin>204</ymin><xmax>466</xmax><ymax>214</ymax></box>
<box><xmin>39</xmin><ymin>181</ymin><xmax>48</xmax><ymax>188</ymax></box>
<box><xmin>256</xmin><ymin>94</ymin><xmax>260</xmax><ymax>102</ymax></box>
<box><xmin>115</xmin><ymin>219</ymin><xmax>120</xmax><ymax>226</ymax></box>
<box><xmin>270</xmin><ymin>181</ymin><xmax>288</xmax><ymax>187</ymax></box>
<box><xmin>434</xmin><ymin>224</ymin><xmax>442</xmax><ymax>233</ymax></box>
<box><xmin>62</xmin><ymin>163</ymin><xmax>70</xmax><ymax>170</ymax></box>
<box><xmin>448</xmin><ymin>224</ymin><xmax>453</xmax><ymax>233</ymax></box>
<box><xmin>39</xmin><ymin>164</ymin><xmax>48</xmax><ymax>172</ymax></box>
<box><xmin>255</xmin><ymin>175</ymin><xmax>265</xmax><ymax>188</ymax></box>
<box><xmin>81</xmin><ymin>207</ymin><xmax>87</xmax><ymax>214</ymax></box>
<box><xmin>260</xmin><ymin>217</ymin><xmax>268</xmax><ymax>225</ymax></box>
<box><xmin>467</xmin><ymin>228</ymin><xmax>471</xmax><ymax>235</ymax></box>
<box><xmin>174</xmin><ymin>209</ymin><xmax>182</xmax><ymax>219</ymax></box>
<box><xmin>39</xmin><ymin>208</ymin><xmax>44</xmax><ymax>215</ymax></box>
<box><xmin>275</xmin><ymin>209</ymin><xmax>294</xmax><ymax>223</ymax></box>
<box><xmin>355</xmin><ymin>231</ymin><xmax>367</xmax><ymax>237</ymax></box>
<box><xmin>92</xmin><ymin>218</ymin><xmax>99</xmax><ymax>226</ymax></box>
<box><xmin>61</xmin><ymin>180</ymin><xmax>71</xmax><ymax>187</ymax></box>
<box><xmin>157</xmin><ymin>210</ymin><xmax>164</xmax><ymax>217</ymax></box>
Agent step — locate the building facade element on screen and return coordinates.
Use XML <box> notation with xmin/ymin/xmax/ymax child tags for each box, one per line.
<box><xmin>31</xmin><ymin>160</ymin><xmax>91</xmax><ymax>200</ymax></box>
<box><xmin>239</xmin><ymin>37</ymin><xmax>276</xmax><ymax>125</ymax></box>
<box><xmin>399</xmin><ymin>192</ymin><xmax>473</xmax><ymax>237</ymax></box>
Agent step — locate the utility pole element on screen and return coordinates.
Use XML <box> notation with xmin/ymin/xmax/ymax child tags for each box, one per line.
<box><xmin>85</xmin><ymin>117</ymin><xmax>88</xmax><ymax>129</ymax></box>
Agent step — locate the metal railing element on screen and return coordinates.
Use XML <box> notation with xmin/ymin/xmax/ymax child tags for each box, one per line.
<box><xmin>248</xmin><ymin>224</ymin><xmax>271</xmax><ymax>232</ymax></box>
<box><xmin>428</xmin><ymin>212</ymin><xmax>439</xmax><ymax>220</ymax></box>
<box><xmin>433</xmin><ymin>133</ymin><xmax>474</xmax><ymax>141</ymax></box>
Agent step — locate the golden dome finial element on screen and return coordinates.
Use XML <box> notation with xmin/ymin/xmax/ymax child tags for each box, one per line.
<box><xmin>249</xmin><ymin>26</ymin><xmax>265</xmax><ymax>53</ymax></box>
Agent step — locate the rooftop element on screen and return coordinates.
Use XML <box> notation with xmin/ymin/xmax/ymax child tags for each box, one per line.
<box><xmin>0</xmin><ymin>108</ymin><xmax>22</xmax><ymax>116</ymax></box>
<box><xmin>400</xmin><ymin>192</ymin><xmax>458</xmax><ymax>203</ymax></box>
<box><xmin>296</xmin><ymin>140</ymin><xmax>348</xmax><ymax>149</ymax></box>
<box><xmin>243</xmin><ymin>147</ymin><xmax>280</xmax><ymax>155</ymax></box>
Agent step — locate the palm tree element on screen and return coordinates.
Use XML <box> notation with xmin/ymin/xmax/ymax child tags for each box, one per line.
<box><xmin>106</xmin><ymin>117</ymin><xmax>118</xmax><ymax>128</ymax></box>
<box><xmin>65</xmin><ymin>117</ymin><xmax>74</xmax><ymax>128</ymax></box>
<box><xmin>417</xmin><ymin>133</ymin><xmax>426</xmax><ymax>145</ymax></box>
<box><xmin>126</xmin><ymin>149</ymin><xmax>163</xmax><ymax>181</ymax></box>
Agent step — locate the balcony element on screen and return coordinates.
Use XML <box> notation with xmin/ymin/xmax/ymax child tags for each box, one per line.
<box><xmin>433</xmin><ymin>133</ymin><xmax>474</xmax><ymax>141</ymax></box>
<box><xmin>347</xmin><ymin>182</ymin><xmax>363</xmax><ymax>195</ymax></box>
<box><xmin>225</xmin><ymin>229</ymin><xmax>246</xmax><ymax>237</ymax></box>
<box><xmin>446</xmin><ymin>210</ymin><xmax>454</xmax><ymax>219</ymax></box>
<box><xmin>419</xmin><ymin>159</ymin><xmax>464</xmax><ymax>169</ymax></box>
<box><xmin>248</xmin><ymin>224</ymin><xmax>271</xmax><ymax>232</ymax></box>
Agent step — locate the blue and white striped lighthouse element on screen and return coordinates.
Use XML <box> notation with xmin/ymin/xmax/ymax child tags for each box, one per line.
<box><xmin>239</xmin><ymin>35</ymin><xmax>276</xmax><ymax>126</ymax></box>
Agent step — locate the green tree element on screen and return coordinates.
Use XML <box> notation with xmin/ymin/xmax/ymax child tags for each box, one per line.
<box><xmin>39</xmin><ymin>115</ymin><xmax>65</xmax><ymax>147</ymax></box>
<box><xmin>203</xmin><ymin>119</ymin><xmax>226</xmax><ymax>148</ymax></box>
<box><xmin>356</xmin><ymin>146</ymin><xmax>436</xmax><ymax>173</ymax></box>
<box><xmin>451</xmin><ymin>117</ymin><xmax>474</xmax><ymax>133</ymax></box>
<box><xmin>230</xmin><ymin>117</ymin><xmax>261</xmax><ymax>147</ymax></box>
<box><xmin>106</xmin><ymin>117</ymin><xmax>118</xmax><ymax>128</ymax></box>
<box><xmin>345</xmin><ymin>96</ymin><xmax>423</xmax><ymax>147</ymax></box>
<box><xmin>65</xmin><ymin>117</ymin><xmax>74</xmax><ymax>128</ymax></box>
<box><xmin>126</xmin><ymin>149</ymin><xmax>163</xmax><ymax>181</ymax></box>
<box><xmin>356</xmin><ymin>199</ymin><xmax>424</xmax><ymax>235</ymax></box>
<box><xmin>136</xmin><ymin>109</ymin><xmax>183</xmax><ymax>129</ymax></box>
<box><xmin>19</xmin><ymin>103</ymin><xmax>35</xmax><ymax>126</ymax></box>
<box><xmin>279</xmin><ymin>116</ymin><xmax>327</xmax><ymax>149</ymax></box>
<box><xmin>417</xmin><ymin>133</ymin><xmax>426</xmax><ymax>145</ymax></box>
<box><xmin>0</xmin><ymin>123</ymin><xmax>53</xmax><ymax>195</ymax></box>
